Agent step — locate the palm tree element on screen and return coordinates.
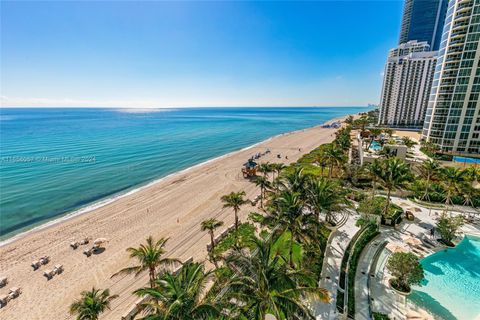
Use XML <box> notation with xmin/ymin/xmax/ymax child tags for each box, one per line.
<box><xmin>221</xmin><ymin>191</ymin><xmax>247</xmax><ymax>232</ymax></box>
<box><xmin>315</xmin><ymin>153</ymin><xmax>328</xmax><ymax>176</ymax></box>
<box><xmin>255</xmin><ymin>176</ymin><xmax>271</xmax><ymax>208</ymax></box>
<box><xmin>201</xmin><ymin>218</ymin><xmax>224</xmax><ymax>267</ymax></box>
<box><xmin>225</xmin><ymin>237</ymin><xmax>329</xmax><ymax>320</ymax></box>
<box><xmin>135</xmin><ymin>262</ymin><xmax>220</xmax><ymax>320</ymax></box>
<box><xmin>306</xmin><ymin>177</ymin><xmax>348</xmax><ymax>224</ymax></box>
<box><xmin>402</xmin><ymin>136</ymin><xmax>417</xmax><ymax>149</ymax></box>
<box><xmin>322</xmin><ymin>144</ymin><xmax>345</xmax><ymax>178</ymax></box>
<box><xmin>111</xmin><ymin>236</ymin><xmax>180</xmax><ymax>288</ymax></box>
<box><xmin>418</xmin><ymin>159</ymin><xmax>440</xmax><ymax>201</ymax></box>
<box><xmin>280</xmin><ymin>167</ymin><xmax>308</xmax><ymax>195</ymax></box>
<box><xmin>269</xmin><ymin>190</ymin><xmax>312</xmax><ymax>267</ymax></box>
<box><xmin>378</xmin><ymin>158</ymin><xmax>411</xmax><ymax>216</ymax></box>
<box><xmin>345</xmin><ymin>115</ymin><xmax>354</xmax><ymax>126</ymax></box>
<box><xmin>70</xmin><ymin>288</ymin><xmax>118</xmax><ymax>320</ymax></box>
<box><xmin>271</xmin><ymin>163</ymin><xmax>286</xmax><ymax>181</ymax></box>
<box><xmin>465</xmin><ymin>166</ymin><xmax>480</xmax><ymax>187</ymax></box>
<box><xmin>441</xmin><ymin>167</ymin><xmax>467</xmax><ymax>213</ymax></box>
<box><xmin>365</xmin><ymin>159</ymin><xmax>383</xmax><ymax>197</ymax></box>
<box><xmin>258</xmin><ymin>162</ymin><xmax>273</xmax><ymax>180</ymax></box>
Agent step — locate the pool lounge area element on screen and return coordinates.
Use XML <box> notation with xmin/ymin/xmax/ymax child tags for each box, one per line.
<box><xmin>409</xmin><ymin>234</ymin><xmax>480</xmax><ymax>320</ymax></box>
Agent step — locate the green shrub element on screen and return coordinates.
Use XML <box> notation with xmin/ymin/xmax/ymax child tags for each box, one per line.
<box><xmin>373</xmin><ymin>312</ymin><xmax>390</xmax><ymax>320</ymax></box>
<box><xmin>347</xmin><ymin>225</ymin><xmax>380</xmax><ymax>317</ymax></box>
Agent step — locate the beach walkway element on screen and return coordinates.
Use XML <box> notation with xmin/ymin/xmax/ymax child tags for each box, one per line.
<box><xmin>314</xmin><ymin>210</ymin><xmax>359</xmax><ymax>320</ymax></box>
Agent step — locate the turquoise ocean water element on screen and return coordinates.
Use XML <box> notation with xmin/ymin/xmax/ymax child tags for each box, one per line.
<box><xmin>0</xmin><ymin>107</ymin><xmax>367</xmax><ymax>240</ymax></box>
<box><xmin>409</xmin><ymin>235</ymin><xmax>480</xmax><ymax>320</ymax></box>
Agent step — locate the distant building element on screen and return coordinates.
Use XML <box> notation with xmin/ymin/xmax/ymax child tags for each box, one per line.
<box><xmin>378</xmin><ymin>41</ymin><xmax>438</xmax><ymax>127</ymax></box>
<box><xmin>422</xmin><ymin>0</ymin><xmax>480</xmax><ymax>155</ymax></box>
<box><xmin>399</xmin><ymin>0</ymin><xmax>449</xmax><ymax>50</ymax></box>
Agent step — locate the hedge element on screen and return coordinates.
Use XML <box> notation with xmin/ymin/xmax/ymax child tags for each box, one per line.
<box><xmin>347</xmin><ymin>224</ymin><xmax>380</xmax><ymax>317</ymax></box>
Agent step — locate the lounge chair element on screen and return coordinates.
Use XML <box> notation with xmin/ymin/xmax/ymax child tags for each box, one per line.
<box><xmin>53</xmin><ymin>264</ymin><xmax>64</xmax><ymax>275</ymax></box>
<box><xmin>8</xmin><ymin>287</ymin><xmax>21</xmax><ymax>299</ymax></box>
<box><xmin>43</xmin><ymin>270</ymin><xmax>54</xmax><ymax>280</ymax></box>
<box><xmin>83</xmin><ymin>248</ymin><xmax>93</xmax><ymax>257</ymax></box>
<box><xmin>0</xmin><ymin>294</ymin><xmax>9</xmax><ymax>308</ymax></box>
<box><xmin>31</xmin><ymin>261</ymin><xmax>41</xmax><ymax>270</ymax></box>
<box><xmin>39</xmin><ymin>256</ymin><xmax>50</xmax><ymax>265</ymax></box>
<box><xmin>70</xmin><ymin>241</ymin><xmax>80</xmax><ymax>249</ymax></box>
<box><xmin>0</xmin><ymin>277</ymin><xmax>7</xmax><ymax>287</ymax></box>
<box><xmin>79</xmin><ymin>238</ymin><xmax>90</xmax><ymax>245</ymax></box>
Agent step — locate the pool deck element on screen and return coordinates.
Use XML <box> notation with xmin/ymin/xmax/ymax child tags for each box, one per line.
<box><xmin>355</xmin><ymin>196</ymin><xmax>480</xmax><ymax>320</ymax></box>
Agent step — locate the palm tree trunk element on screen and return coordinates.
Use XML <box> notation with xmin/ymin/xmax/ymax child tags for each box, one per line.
<box><xmin>209</xmin><ymin>231</ymin><xmax>218</xmax><ymax>268</ymax></box>
<box><xmin>260</xmin><ymin>186</ymin><xmax>264</xmax><ymax>208</ymax></box>
<box><xmin>149</xmin><ymin>266</ymin><xmax>155</xmax><ymax>288</ymax></box>
<box><xmin>289</xmin><ymin>233</ymin><xmax>294</xmax><ymax>268</ymax></box>
<box><xmin>234</xmin><ymin>209</ymin><xmax>239</xmax><ymax>231</ymax></box>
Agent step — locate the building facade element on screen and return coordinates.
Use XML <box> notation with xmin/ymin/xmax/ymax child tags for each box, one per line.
<box><xmin>378</xmin><ymin>41</ymin><xmax>438</xmax><ymax>127</ymax></box>
<box><xmin>422</xmin><ymin>0</ymin><xmax>480</xmax><ymax>155</ymax></box>
<box><xmin>399</xmin><ymin>0</ymin><xmax>449</xmax><ymax>50</ymax></box>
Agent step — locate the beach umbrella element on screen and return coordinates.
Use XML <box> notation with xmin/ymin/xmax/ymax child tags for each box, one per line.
<box><xmin>93</xmin><ymin>238</ymin><xmax>108</xmax><ymax>246</ymax></box>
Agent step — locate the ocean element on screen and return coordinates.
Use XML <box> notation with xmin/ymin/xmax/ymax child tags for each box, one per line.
<box><xmin>0</xmin><ymin>107</ymin><xmax>367</xmax><ymax>239</ymax></box>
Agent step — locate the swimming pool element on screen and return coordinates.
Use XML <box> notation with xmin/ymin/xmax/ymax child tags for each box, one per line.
<box><xmin>370</xmin><ymin>140</ymin><xmax>382</xmax><ymax>151</ymax></box>
<box><xmin>453</xmin><ymin>156</ymin><xmax>480</xmax><ymax>164</ymax></box>
<box><xmin>409</xmin><ymin>235</ymin><xmax>480</xmax><ymax>320</ymax></box>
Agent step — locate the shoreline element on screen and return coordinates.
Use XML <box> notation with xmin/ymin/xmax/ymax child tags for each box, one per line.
<box><xmin>0</xmin><ymin>114</ymin><xmax>347</xmax><ymax>247</ymax></box>
<box><xmin>0</xmin><ymin>112</ymin><xmax>355</xmax><ymax>320</ymax></box>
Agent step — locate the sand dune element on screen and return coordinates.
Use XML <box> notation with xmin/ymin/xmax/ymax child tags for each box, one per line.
<box><xmin>0</xmin><ymin>116</ymin><xmax>348</xmax><ymax>320</ymax></box>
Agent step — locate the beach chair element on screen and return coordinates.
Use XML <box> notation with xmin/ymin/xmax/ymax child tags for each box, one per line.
<box><xmin>79</xmin><ymin>238</ymin><xmax>90</xmax><ymax>245</ymax></box>
<box><xmin>0</xmin><ymin>294</ymin><xmax>9</xmax><ymax>308</ymax></box>
<box><xmin>8</xmin><ymin>287</ymin><xmax>21</xmax><ymax>299</ymax></box>
<box><xmin>70</xmin><ymin>241</ymin><xmax>80</xmax><ymax>249</ymax></box>
<box><xmin>43</xmin><ymin>269</ymin><xmax>54</xmax><ymax>280</ymax></box>
<box><xmin>31</xmin><ymin>260</ymin><xmax>41</xmax><ymax>270</ymax></box>
<box><xmin>39</xmin><ymin>256</ymin><xmax>50</xmax><ymax>265</ymax></box>
<box><xmin>53</xmin><ymin>264</ymin><xmax>64</xmax><ymax>275</ymax></box>
<box><xmin>83</xmin><ymin>248</ymin><xmax>93</xmax><ymax>257</ymax></box>
<box><xmin>0</xmin><ymin>277</ymin><xmax>7</xmax><ymax>287</ymax></box>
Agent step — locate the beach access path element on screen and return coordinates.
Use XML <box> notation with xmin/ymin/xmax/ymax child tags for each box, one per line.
<box><xmin>0</xmin><ymin>115</ymin><xmax>349</xmax><ymax>320</ymax></box>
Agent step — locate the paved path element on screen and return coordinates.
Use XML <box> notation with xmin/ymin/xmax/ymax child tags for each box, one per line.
<box><xmin>313</xmin><ymin>210</ymin><xmax>359</xmax><ymax>320</ymax></box>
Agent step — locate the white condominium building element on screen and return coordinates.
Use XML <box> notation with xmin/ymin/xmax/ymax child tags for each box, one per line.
<box><xmin>422</xmin><ymin>0</ymin><xmax>480</xmax><ymax>155</ymax></box>
<box><xmin>379</xmin><ymin>41</ymin><xmax>438</xmax><ymax>127</ymax></box>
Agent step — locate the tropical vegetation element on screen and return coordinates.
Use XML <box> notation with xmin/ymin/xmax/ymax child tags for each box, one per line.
<box><xmin>387</xmin><ymin>252</ymin><xmax>424</xmax><ymax>293</ymax></box>
<box><xmin>70</xmin><ymin>288</ymin><xmax>118</xmax><ymax>320</ymax></box>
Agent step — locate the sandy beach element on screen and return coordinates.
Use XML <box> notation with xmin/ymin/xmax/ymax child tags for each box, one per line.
<box><xmin>0</xmin><ymin>115</ymin><xmax>349</xmax><ymax>320</ymax></box>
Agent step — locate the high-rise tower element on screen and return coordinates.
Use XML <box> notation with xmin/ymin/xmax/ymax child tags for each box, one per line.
<box><xmin>422</xmin><ymin>0</ymin><xmax>480</xmax><ymax>155</ymax></box>
<box><xmin>379</xmin><ymin>41</ymin><xmax>438</xmax><ymax>127</ymax></box>
<box><xmin>399</xmin><ymin>0</ymin><xmax>449</xmax><ymax>50</ymax></box>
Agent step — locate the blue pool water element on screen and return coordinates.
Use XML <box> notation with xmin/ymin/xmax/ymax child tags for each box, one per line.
<box><xmin>0</xmin><ymin>107</ymin><xmax>367</xmax><ymax>239</ymax></box>
<box><xmin>370</xmin><ymin>140</ymin><xmax>382</xmax><ymax>151</ymax></box>
<box><xmin>453</xmin><ymin>156</ymin><xmax>480</xmax><ymax>164</ymax></box>
<box><xmin>409</xmin><ymin>235</ymin><xmax>480</xmax><ymax>320</ymax></box>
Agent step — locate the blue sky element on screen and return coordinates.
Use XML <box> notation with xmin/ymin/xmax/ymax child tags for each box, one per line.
<box><xmin>1</xmin><ymin>1</ymin><xmax>403</xmax><ymax>108</ymax></box>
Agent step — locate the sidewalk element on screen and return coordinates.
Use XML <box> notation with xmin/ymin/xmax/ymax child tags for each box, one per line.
<box><xmin>313</xmin><ymin>211</ymin><xmax>359</xmax><ymax>320</ymax></box>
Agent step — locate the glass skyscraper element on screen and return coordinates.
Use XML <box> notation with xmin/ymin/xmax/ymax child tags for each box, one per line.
<box><xmin>399</xmin><ymin>0</ymin><xmax>449</xmax><ymax>50</ymax></box>
<box><xmin>422</xmin><ymin>0</ymin><xmax>480</xmax><ymax>155</ymax></box>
